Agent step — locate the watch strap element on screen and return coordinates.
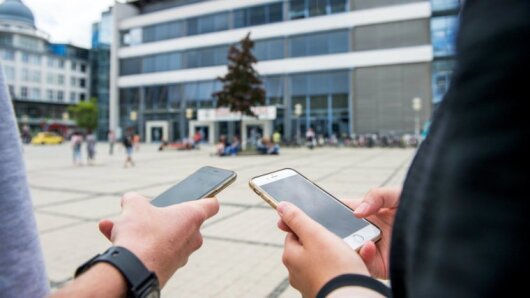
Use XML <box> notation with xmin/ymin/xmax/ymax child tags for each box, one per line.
<box><xmin>75</xmin><ymin>246</ymin><xmax>159</xmax><ymax>297</ymax></box>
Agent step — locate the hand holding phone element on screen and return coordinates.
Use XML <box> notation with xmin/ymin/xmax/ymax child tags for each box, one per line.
<box><xmin>249</xmin><ymin>168</ymin><xmax>380</xmax><ymax>250</ymax></box>
<box><xmin>151</xmin><ymin>166</ymin><xmax>236</xmax><ymax>207</ymax></box>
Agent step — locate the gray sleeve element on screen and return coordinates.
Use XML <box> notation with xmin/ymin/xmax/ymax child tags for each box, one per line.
<box><xmin>0</xmin><ymin>67</ymin><xmax>49</xmax><ymax>297</ymax></box>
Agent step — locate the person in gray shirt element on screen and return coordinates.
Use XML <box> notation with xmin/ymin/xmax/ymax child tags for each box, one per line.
<box><xmin>0</xmin><ymin>68</ymin><xmax>220</xmax><ymax>297</ymax></box>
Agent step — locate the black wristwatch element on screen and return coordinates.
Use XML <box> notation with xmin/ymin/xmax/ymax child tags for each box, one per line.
<box><xmin>75</xmin><ymin>246</ymin><xmax>160</xmax><ymax>298</ymax></box>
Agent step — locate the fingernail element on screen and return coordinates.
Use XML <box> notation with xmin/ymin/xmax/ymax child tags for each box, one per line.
<box><xmin>354</xmin><ymin>202</ymin><xmax>368</xmax><ymax>215</ymax></box>
<box><xmin>277</xmin><ymin>202</ymin><xmax>289</xmax><ymax>216</ymax></box>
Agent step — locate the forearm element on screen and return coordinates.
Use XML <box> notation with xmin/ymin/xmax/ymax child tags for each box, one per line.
<box><xmin>50</xmin><ymin>263</ymin><xmax>127</xmax><ymax>298</ymax></box>
<box><xmin>328</xmin><ymin>287</ymin><xmax>387</xmax><ymax>298</ymax></box>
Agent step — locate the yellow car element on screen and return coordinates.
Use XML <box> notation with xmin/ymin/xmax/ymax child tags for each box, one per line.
<box><xmin>31</xmin><ymin>132</ymin><xmax>64</xmax><ymax>145</ymax></box>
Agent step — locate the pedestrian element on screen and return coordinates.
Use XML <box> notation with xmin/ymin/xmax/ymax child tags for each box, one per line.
<box><xmin>275</xmin><ymin>1</ymin><xmax>530</xmax><ymax>297</ymax></box>
<box><xmin>71</xmin><ymin>132</ymin><xmax>83</xmax><ymax>166</ymax></box>
<box><xmin>108</xmin><ymin>130</ymin><xmax>116</xmax><ymax>155</ymax></box>
<box><xmin>122</xmin><ymin>132</ymin><xmax>135</xmax><ymax>168</ymax></box>
<box><xmin>305</xmin><ymin>127</ymin><xmax>315</xmax><ymax>149</ymax></box>
<box><xmin>133</xmin><ymin>134</ymin><xmax>140</xmax><ymax>152</ymax></box>
<box><xmin>86</xmin><ymin>130</ymin><xmax>96</xmax><ymax>165</ymax></box>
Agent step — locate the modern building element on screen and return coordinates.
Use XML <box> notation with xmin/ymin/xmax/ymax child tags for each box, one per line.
<box><xmin>111</xmin><ymin>0</ymin><xmax>459</xmax><ymax>145</ymax></box>
<box><xmin>0</xmin><ymin>0</ymin><xmax>91</xmax><ymax>134</ymax></box>
<box><xmin>91</xmin><ymin>7</ymin><xmax>113</xmax><ymax>140</ymax></box>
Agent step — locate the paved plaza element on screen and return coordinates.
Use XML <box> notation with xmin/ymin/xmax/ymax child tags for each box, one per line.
<box><xmin>24</xmin><ymin>143</ymin><xmax>415</xmax><ymax>297</ymax></box>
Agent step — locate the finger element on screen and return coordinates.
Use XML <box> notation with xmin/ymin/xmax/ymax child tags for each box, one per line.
<box><xmin>359</xmin><ymin>241</ymin><xmax>377</xmax><ymax>265</ymax></box>
<box><xmin>98</xmin><ymin>219</ymin><xmax>114</xmax><ymax>241</ymax></box>
<box><xmin>282</xmin><ymin>233</ymin><xmax>303</xmax><ymax>267</ymax></box>
<box><xmin>354</xmin><ymin>187</ymin><xmax>401</xmax><ymax>217</ymax></box>
<box><xmin>177</xmin><ymin>197</ymin><xmax>220</xmax><ymax>222</ymax></box>
<box><xmin>341</xmin><ymin>198</ymin><xmax>363</xmax><ymax>210</ymax></box>
<box><xmin>277</xmin><ymin>219</ymin><xmax>293</xmax><ymax>233</ymax></box>
<box><xmin>121</xmin><ymin>192</ymin><xmax>149</xmax><ymax>210</ymax></box>
<box><xmin>277</xmin><ymin>201</ymin><xmax>328</xmax><ymax>241</ymax></box>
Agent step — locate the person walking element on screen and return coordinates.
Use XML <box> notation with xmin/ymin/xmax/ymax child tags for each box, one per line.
<box><xmin>305</xmin><ymin>127</ymin><xmax>316</xmax><ymax>150</ymax></box>
<box><xmin>71</xmin><ymin>132</ymin><xmax>83</xmax><ymax>166</ymax></box>
<box><xmin>86</xmin><ymin>131</ymin><xmax>96</xmax><ymax>165</ymax></box>
<box><xmin>122</xmin><ymin>133</ymin><xmax>135</xmax><ymax>168</ymax></box>
<box><xmin>108</xmin><ymin>130</ymin><xmax>116</xmax><ymax>155</ymax></box>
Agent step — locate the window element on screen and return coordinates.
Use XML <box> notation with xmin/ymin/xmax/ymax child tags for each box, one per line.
<box><xmin>30</xmin><ymin>88</ymin><xmax>40</xmax><ymax>100</ymax></box>
<box><xmin>57</xmin><ymin>91</ymin><xmax>64</xmax><ymax>102</ymax></box>
<box><xmin>3</xmin><ymin>66</ymin><xmax>15</xmax><ymax>80</ymax></box>
<box><xmin>289</xmin><ymin>0</ymin><xmax>347</xmax><ymax>19</ymax></box>
<box><xmin>71</xmin><ymin>77</ymin><xmax>77</xmax><ymax>87</ymax></box>
<box><xmin>255</xmin><ymin>38</ymin><xmax>285</xmax><ymax>61</ymax></box>
<box><xmin>1</xmin><ymin>50</ymin><xmax>15</xmax><ymax>61</ymax></box>
<box><xmin>187</xmin><ymin>12</ymin><xmax>229</xmax><ymax>36</ymax></box>
<box><xmin>431</xmin><ymin>0</ymin><xmax>460</xmax><ymax>12</ymax></box>
<box><xmin>21</xmin><ymin>87</ymin><xmax>28</xmax><ymax>98</ymax></box>
<box><xmin>289</xmin><ymin>30</ymin><xmax>349</xmax><ymax>57</ymax></box>
<box><xmin>58</xmin><ymin>60</ymin><xmax>64</xmax><ymax>68</ymax></box>
<box><xmin>70</xmin><ymin>92</ymin><xmax>76</xmax><ymax>101</ymax></box>
<box><xmin>80</xmin><ymin>93</ymin><xmax>86</xmax><ymax>101</ymax></box>
<box><xmin>57</xmin><ymin>75</ymin><xmax>65</xmax><ymax>85</ymax></box>
<box><xmin>234</xmin><ymin>3</ymin><xmax>284</xmax><ymax>29</ymax></box>
<box><xmin>121</xmin><ymin>28</ymin><xmax>143</xmax><ymax>46</ymax></box>
<box><xmin>352</xmin><ymin>0</ymin><xmax>422</xmax><ymax>11</ymax></box>
<box><xmin>120</xmin><ymin>57</ymin><xmax>142</xmax><ymax>76</ymax></box>
<box><xmin>263</xmin><ymin>76</ymin><xmax>284</xmax><ymax>105</ymax></box>
<box><xmin>71</xmin><ymin>62</ymin><xmax>77</xmax><ymax>71</ymax></box>
<box><xmin>31</xmin><ymin>71</ymin><xmax>41</xmax><ymax>83</ymax></box>
<box><xmin>142</xmin><ymin>52</ymin><xmax>181</xmax><ymax>73</ymax></box>
<box><xmin>432</xmin><ymin>59</ymin><xmax>456</xmax><ymax>103</ymax></box>
<box><xmin>47</xmin><ymin>57</ymin><xmax>55</xmax><ymax>67</ymax></box>
<box><xmin>47</xmin><ymin>73</ymin><xmax>54</xmax><ymax>84</ymax></box>
<box><xmin>47</xmin><ymin>90</ymin><xmax>54</xmax><ymax>101</ymax></box>
<box><xmin>22</xmin><ymin>53</ymin><xmax>30</xmax><ymax>63</ymax></box>
<box><xmin>80</xmin><ymin>64</ymin><xmax>87</xmax><ymax>73</ymax></box>
<box><xmin>79</xmin><ymin>79</ymin><xmax>86</xmax><ymax>88</ymax></box>
<box><xmin>31</xmin><ymin>55</ymin><xmax>41</xmax><ymax>65</ymax></box>
<box><xmin>431</xmin><ymin>16</ymin><xmax>458</xmax><ymax>57</ymax></box>
<box><xmin>143</xmin><ymin>21</ymin><xmax>183</xmax><ymax>43</ymax></box>
<box><xmin>184</xmin><ymin>45</ymin><xmax>228</xmax><ymax>69</ymax></box>
<box><xmin>22</xmin><ymin>69</ymin><xmax>30</xmax><ymax>81</ymax></box>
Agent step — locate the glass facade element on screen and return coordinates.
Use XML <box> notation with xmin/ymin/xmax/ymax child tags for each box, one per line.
<box><xmin>143</xmin><ymin>20</ymin><xmax>184</xmax><ymax>43</ymax></box>
<box><xmin>353</xmin><ymin>19</ymin><xmax>430</xmax><ymax>51</ymax></box>
<box><xmin>234</xmin><ymin>2</ymin><xmax>283</xmax><ymax>28</ymax></box>
<box><xmin>289</xmin><ymin>0</ymin><xmax>348</xmax><ymax>20</ymax></box>
<box><xmin>431</xmin><ymin>0</ymin><xmax>459</xmax><ymax>12</ymax></box>
<box><xmin>290</xmin><ymin>71</ymin><xmax>349</xmax><ymax>137</ymax></box>
<box><xmin>255</xmin><ymin>38</ymin><xmax>285</xmax><ymax>61</ymax></box>
<box><xmin>431</xmin><ymin>16</ymin><xmax>458</xmax><ymax>57</ymax></box>
<box><xmin>289</xmin><ymin>30</ymin><xmax>349</xmax><ymax>57</ymax></box>
<box><xmin>187</xmin><ymin>12</ymin><xmax>230</xmax><ymax>36</ymax></box>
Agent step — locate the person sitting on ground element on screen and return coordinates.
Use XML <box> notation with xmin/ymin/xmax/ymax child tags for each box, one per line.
<box><xmin>215</xmin><ymin>135</ymin><xmax>227</xmax><ymax>156</ymax></box>
<box><xmin>224</xmin><ymin>136</ymin><xmax>241</xmax><ymax>156</ymax></box>
<box><xmin>257</xmin><ymin>137</ymin><xmax>280</xmax><ymax>155</ymax></box>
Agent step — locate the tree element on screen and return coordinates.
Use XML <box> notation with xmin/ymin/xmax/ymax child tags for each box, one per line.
<box><xmin>213</xmin><ymin>33</ymin><xmax>266</xmax><ymax>137</ymax></box>
<box><xmin>68</xmin><ymin>98</ymin><xmax>98</xmax><ymax>132</ymax></box>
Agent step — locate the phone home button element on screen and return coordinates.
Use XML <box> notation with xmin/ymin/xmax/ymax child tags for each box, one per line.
<box><xmin>352</xmin><ymin>234</ymin><xmax>364</xmax><ymax>243</ymax></box>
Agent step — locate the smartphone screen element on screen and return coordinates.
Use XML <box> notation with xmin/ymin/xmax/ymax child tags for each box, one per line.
<box><xmin>252</xmin><ymin>169</ymin><xmax>380</xmax><ymax>248</ymax></box>
<box><xmin>151</xmin><ymin>166</ymin><xmax>236</xmax><ymax>207</ymax></box>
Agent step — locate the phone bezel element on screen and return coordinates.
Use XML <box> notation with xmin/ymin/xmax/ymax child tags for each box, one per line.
<box><xmin>249</xmin><ymin>168</ymin><xmax>381</xmax><ymax>251</ymax></box>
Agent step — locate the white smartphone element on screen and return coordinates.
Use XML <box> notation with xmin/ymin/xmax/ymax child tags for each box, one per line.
<box><xmin>249</xmin><ymin>168</ymin><xmax>381</xmax><ymax>251</ymax></box>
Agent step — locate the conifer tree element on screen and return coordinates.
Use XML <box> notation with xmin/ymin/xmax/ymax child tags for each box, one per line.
<box><xmin>213</xmin><ymin>33</ymin><xmax>265</xmax><ymax>137</ymax></box>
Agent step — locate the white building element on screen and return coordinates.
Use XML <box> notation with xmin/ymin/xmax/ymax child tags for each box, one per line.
<box><xmin>111</xmin><ymin>0</ymin><xmax>459</xmax><ymax>145</ymax></box>
<box><xmin>0</xmin><ymin>0</ymin><xmax>91</xmax><ymax>133</ymax></box>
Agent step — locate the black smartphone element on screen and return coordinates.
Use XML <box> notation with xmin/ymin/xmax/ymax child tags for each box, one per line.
<box><xmin>151</xmin><ymin>166</ymin><xmax>237</xmax><ymax>207</ymax></box>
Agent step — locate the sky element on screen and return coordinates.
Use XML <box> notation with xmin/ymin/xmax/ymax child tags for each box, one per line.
<box><xmin>23</xmin><ymin>0</ymin><xmax>118</xmax><ymax>48</ymax></box>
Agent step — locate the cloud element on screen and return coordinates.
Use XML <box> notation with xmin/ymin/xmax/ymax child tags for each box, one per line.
<box><xmin>22</xmin><ymin>0</ymin><xmax>116</xmax><ymax>48</ymax></box>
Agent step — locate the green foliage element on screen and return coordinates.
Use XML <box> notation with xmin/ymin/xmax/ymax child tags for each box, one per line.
<box><xmin>213</xmin><ymin>33</ymin><xmax>266</xmax><ymax>117</ymax></box>
<box><xmin>68</xmin><ymin>98</ymin><xmax>98</xmax><ymax>131</ymax></box>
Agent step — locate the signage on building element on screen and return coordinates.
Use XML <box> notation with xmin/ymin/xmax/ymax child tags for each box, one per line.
<box><xmin>198</xmin><ymin>106</ymin><xmax>277</xmax><ymax>122</ymax></box>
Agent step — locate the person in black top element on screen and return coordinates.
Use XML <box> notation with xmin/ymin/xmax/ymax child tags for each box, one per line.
<box><xmin>276</xmin><ymin>0</ymin><xmax>530</xmax><ymax>297</ymax></box>
<box><xmin>122</xmin><ymin>132</ymin><xmax>135</xmax><ymax>167</ymax></box>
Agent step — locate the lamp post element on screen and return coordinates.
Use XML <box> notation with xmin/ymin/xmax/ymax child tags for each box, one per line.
<box><xmin>186</xmin><ymin>108</ymin><xmax>194</xmax><ymax>138</ymax></box>
<box><xmin>412</xmin><ymin>97</ymin><xmax>422</xmax><ymax>142</ymax></box>
<box><xmin>294</xmin><ymin>103</ymin><xmax>303</xmax><ymax>145</ymax></box>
